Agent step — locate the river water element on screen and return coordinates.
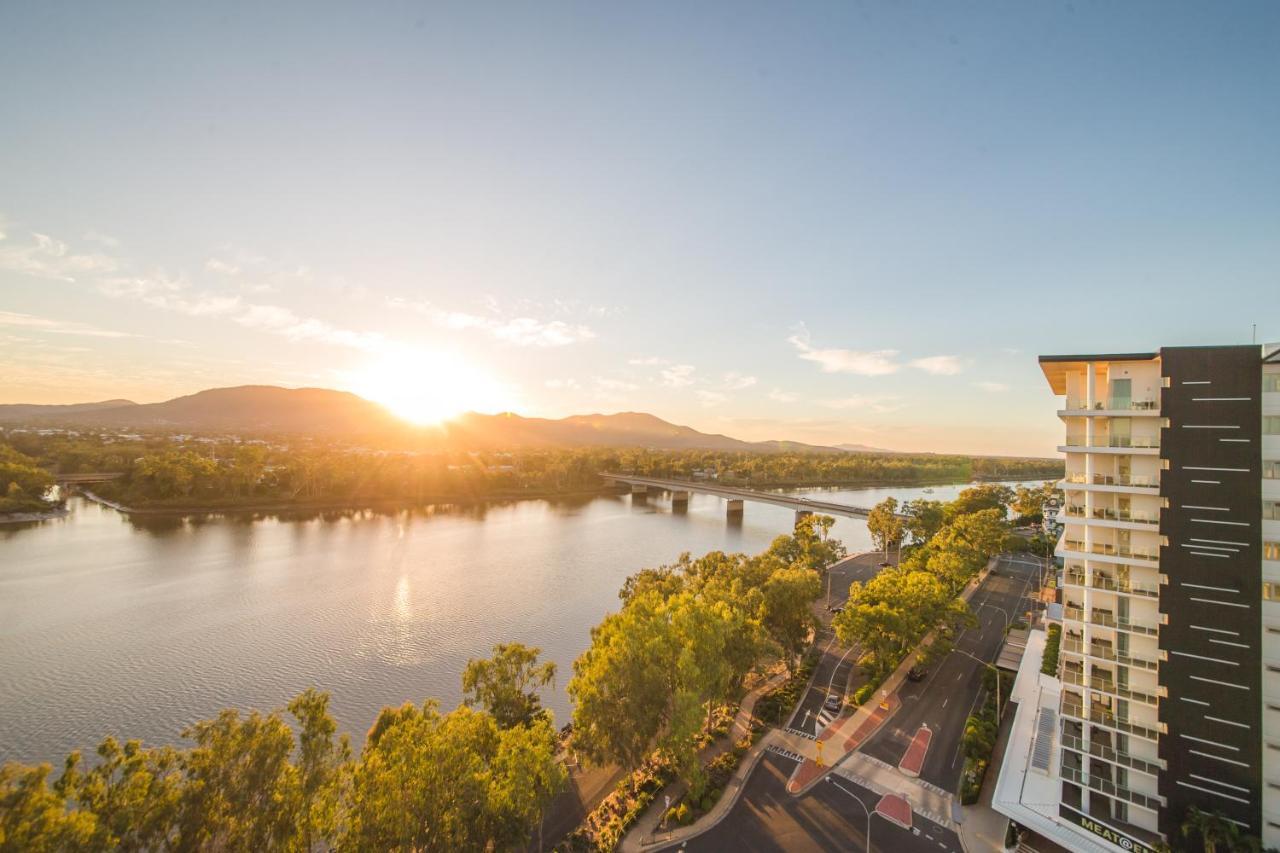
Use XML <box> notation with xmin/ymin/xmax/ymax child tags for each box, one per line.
<box><xmin>0</xmin><ymin>480</ymin><xmax>1038</xmax><ymax>765</ymax></box>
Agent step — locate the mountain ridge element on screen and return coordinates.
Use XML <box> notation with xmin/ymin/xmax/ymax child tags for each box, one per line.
<box><xmin>0</xmin><ymin>385</ymin><xmax>868</xmax><ymax>453</ymax></box>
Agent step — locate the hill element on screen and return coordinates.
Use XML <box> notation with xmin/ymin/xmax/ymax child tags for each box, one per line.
<box><xmin>0</xmin><ymin>399</ymin><xmax>138</xmax><ymax>421</ymax></box>
<box><xmin>0</xmin><ymin>387</ymin><xmax>846</xmax><ymax>451</ymax></box>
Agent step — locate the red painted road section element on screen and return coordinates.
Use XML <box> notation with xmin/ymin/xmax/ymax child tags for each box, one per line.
<box><xmin>897</xmin><ymin>724</ymin><xmax>931</xmax><ymax>777</ymax></box>
<box><xmin>787</xmin><ymin>695</ymin><xmax>901</xmax><ymax>793</ymax></box>
<box><xmin>876</xmin><ymin>793</ymin><xmax>913</xmax><ymax>829</ymax></box>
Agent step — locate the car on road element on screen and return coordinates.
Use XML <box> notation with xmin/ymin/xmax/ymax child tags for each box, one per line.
<box><xmin>907</xmin><ymin>666</ymin><xmax>927</xmax><ymax>682</ymax></box>
<box><xmin>823</xmin><ymin>694</ymin><xmax>843</xmax><ymax>713</ymax></box>
<box><xmin>827</xmin><ymin>605</ymin><xmax>843</xmax><ymax>614</ymax></box>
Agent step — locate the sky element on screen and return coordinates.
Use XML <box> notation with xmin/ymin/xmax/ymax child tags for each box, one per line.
<box><xmin>1</xmin><ymin>2</ymin><xmax>1277</xmax><ymax>457</ymax></box>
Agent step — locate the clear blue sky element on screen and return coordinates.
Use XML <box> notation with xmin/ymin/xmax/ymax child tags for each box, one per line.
<box><xmin>1</xmin><ymin>1</ymin><xmax>1277</xmax><ymax>455</ymax></box>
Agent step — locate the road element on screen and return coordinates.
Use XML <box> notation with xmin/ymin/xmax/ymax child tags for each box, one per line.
<box><xmin>682</xmin><ymin>752</ymin><xmax>962</xmax><ymax>853</ymax></box>
<box><xmin>860</xmin><ymin>553</ymin><xmax>1041</xmax><ymax>792</ymax></box>
<box><xmin>788</xmin><ymin>551</ymin><xmax>895</xmax><ymax>736</ymax></box>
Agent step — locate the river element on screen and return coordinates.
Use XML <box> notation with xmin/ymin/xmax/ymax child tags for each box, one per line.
<box><xmin>0</xmin><ymin>479</ymin><xmax>1039</xmax><ymax>765</ymax></box>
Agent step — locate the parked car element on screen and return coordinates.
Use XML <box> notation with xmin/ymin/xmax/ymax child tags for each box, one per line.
<box><xmin>823</xmin><ymin>694</ymin><xmax>843</xmax><ymax>713</ymax></box>
<box><xmin>828</xmin><ymin>605</ymin><xmax>844</xmax><ymax>614</ymax></box>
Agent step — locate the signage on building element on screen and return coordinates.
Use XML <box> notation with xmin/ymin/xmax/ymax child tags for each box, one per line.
<box><xmin>1060</xmin><ymin>806</ymin><xmax>1158</xmax><ymax>853</ymax></box>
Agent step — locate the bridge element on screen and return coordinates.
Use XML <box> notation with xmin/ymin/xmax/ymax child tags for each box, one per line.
<box><xmin>55</xmin><ymin>472</ymin><xmax>125</xmax><ymax>485</ymax></box>
<box><xmin>600</xmin><ymin>473</ymin><xmax>903</xmax><ymax>524</ymax></box>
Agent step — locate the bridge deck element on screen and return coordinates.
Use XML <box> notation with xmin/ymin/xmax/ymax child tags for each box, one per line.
<box><xmin>600</xmin><ymin>474</ymin><xmax>900</xmax><ymax>519</ymax></box>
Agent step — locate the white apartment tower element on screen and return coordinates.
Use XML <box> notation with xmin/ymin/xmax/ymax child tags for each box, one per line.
<box><xmin>994</xmin><ymin>345</ymin><xmax>1279</xmax><ymax>852</ymax></box>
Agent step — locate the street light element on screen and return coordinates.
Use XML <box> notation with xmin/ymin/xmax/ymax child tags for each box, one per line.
<box><xmin>954</xmin><ymin>647</ymin><xmax>1004</xmax><ymax>721</ymax></box>
<box><xmin>827</xmin><ymin>777</ymin><xmax>876</xmax><ymax>852</ymax></box>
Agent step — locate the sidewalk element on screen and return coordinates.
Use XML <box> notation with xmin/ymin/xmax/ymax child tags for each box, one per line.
<box><xmin>619</xmin><ymin>669</ymin><xmax>790</xmax><ymax>853</ymax></box>
<box><xmin>958</xmin><ymin>694</ymin><xmax>1018</xmax><ymax>852</ymax></box>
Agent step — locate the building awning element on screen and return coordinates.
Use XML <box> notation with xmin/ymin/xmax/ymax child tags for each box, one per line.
<box><xmin>996</xmin><ymin>628</ymin><xmax>1030</xmax><ymax>672</ymax></box>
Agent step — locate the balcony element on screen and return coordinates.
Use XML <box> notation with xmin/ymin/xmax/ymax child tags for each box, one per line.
<box><xmin>1091</xmin><ymin>507</ymin><xmax>1159</xmax><ymax>526</ymax></box>
<box><xmin>1061</xmin><ymin>733</ymin><xmax>1164</xmax><ymax>776</ymax></box>
<box><xmin>1088</xmin><ymin>543</ymin><xmax>1160</xmax><ymax>564</ymax></box>
<box><xmin>1060</xmin><ymin>668</ymin><xmax>1160</xmax><ymax>706</ymax></box>
<box><xmin>1063</xmin><ymin>472</ymin><xmax>1160</xmax><ymax>490</ymax></box>
<box><xmin>1087</xmin><ymin>609</ymin><xmax>1159</xmax><ymax>637</ymax></box>
<box><xmin>1064</xmin><ymin>398</ymin><xmax>1161</xmax><ymax>413</ymax></box>
<box><xmin>1059</xmin><ymin>567</ymin><xmax>1159</xmax><ymax>598</ymax></box>
<box><xmin>1061</xmin><ymin>695</ymin><xmax>1162</xmax><ymax>742</ymax></box>
<box><xmin>1061</xmin><ymin>435</ymin><xmax>1161</xmax><ymax>452</ymax></box>
<box><xmin>1061</xmin><ymin>637</ymin><xmax>1159</xmax><ymax>671</ymax></box>
<box><xmin>1060</xmin><ymin>765</ymin><xmax>1164</xmax><ymax>810</ymax></box>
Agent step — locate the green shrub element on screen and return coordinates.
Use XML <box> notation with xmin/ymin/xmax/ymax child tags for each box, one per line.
<box><xmin>1041</xmin><ymin>623</ymin><xmax>1061</xmax><ymax>676</ymax></box>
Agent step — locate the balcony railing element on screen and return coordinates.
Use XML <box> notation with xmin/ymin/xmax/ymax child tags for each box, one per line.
<box><xmin>1065</xmin><ymin>399</ymin><xmax>1160</xmax><ymax>412</ymax></box>
<box><xmin>1060</xmin><ymin>765</ymin><xmax>1164</xmax><ymax>810</ymax></box>
<box><xmin>1092</xmin><ymin>507</ymin><xmax>1159</xmax><ymax>525</ymax></box>
<box><xmin>1064</xmin><ymin>473</ymin><xmax>1159</xmax><ymax>489</ymax></box>
<box><xmin>1087</xmin><ymin>609</ymin><xmax>1159</xmax><ymax>636</ymax></box>
<box><xmin>1088</xmin><ymin>543</ymin><xmax>1160</xmax><ymax>563</ymax></box>
<box><xmin>1061</xmin><ymin>733</ymin><xmax>1165</xmax><ymax>776</ymax></box>
<box><xmin>1063</xmin><ymin>435</ymin><xmax>1160</xmax><ymax>450</ymax></box>
<box><xmin>1061</xmin><ymin>696</ymin><xmax>1162</xmax><ymax>741</ymax></box>
<box><xmin>1061</xmin><ymin>638</ymin><xmax>1159</xmax><ymax>671</ymax></box>
<box><xmin>1060</xmin><ymin>669</ymin><xmax>1159</xmax><ymax>706</ymax></box>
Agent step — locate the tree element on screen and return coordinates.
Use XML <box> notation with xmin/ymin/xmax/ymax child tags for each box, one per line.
<box><xmin>1181</xmin><ymin>806</ymin><xmax>1243</xmax><ymax>853</ymax></box>
<box><xmin>0</xmin><ymin>762</ymin><xmax>96</xmax><ymax>852</ymax></box>
<box><xmin>55</xmin><ymin>738</ymin><xmax>184</xmax><ymax>851</ymax></box>
<box><xmin>287</xmin><ymin>689</ymin><xmax>350</xmax><ymax>852</ymax></box>
<box><xmin>463</xmin><ymin>643</ymin><xmax>558</xmax><ymax>729</ymax></box>
<box><xmin>761</xmin><ymin>567</ymin><xmax>821</xmax><ymax>673</ymax></box>
<box><xmin>947</xmin><ymin>484</ymin><xmax>1013</xmax><ymax>520</ymax></box>
<box><xmin>346</xmin><ymin>702</ymin><xmax>563</xmax><ymax>851</ymax></box>
<box><xmin>866</xmin><ymin>498</ymin><xmax>903</xmax><ymax>560</ymax></box>
<box><xmin>176</xmin><ymin>707</ymin><xmax>300</xmax><ymax>851</ymax></box>
<box><xmin>902</xmin><ymin>499</ymin><xmax>946</xmax><ymax>544</ymax></box>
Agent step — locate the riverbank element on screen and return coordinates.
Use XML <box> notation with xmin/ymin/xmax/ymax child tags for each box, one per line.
<box><xmin>71</xmin><ymin>472</ymin><xmax>1056</xmax><ymax>519</ymax></box>
<box><xmin>0</xmin><ymin>506</ymin><xmax>70</xmax><ymax>525</ymax></box>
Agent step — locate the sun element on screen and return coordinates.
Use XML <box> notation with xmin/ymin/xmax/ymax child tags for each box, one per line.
<box><xmin>347</xmin><ymin>348</ymin><xmax>515</xmax><ymax>425</ymax></box>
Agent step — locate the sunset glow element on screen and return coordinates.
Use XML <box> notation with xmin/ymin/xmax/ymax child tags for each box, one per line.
<box><xmin>348</xmin><ymin>349</ymin><xmax>515</xmax><ymax>425</ymax></box>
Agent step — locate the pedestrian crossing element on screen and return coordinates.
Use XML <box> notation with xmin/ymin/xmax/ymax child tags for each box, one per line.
<box><xmin>814</xmin><ymin>706</ymin><xmax>837</xmax><ymax>733</ymax></box>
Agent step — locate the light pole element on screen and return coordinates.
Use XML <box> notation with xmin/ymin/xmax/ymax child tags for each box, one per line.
<box><xmin>955</xmin><ymin>648</ymin><xmax>1003</xmax><ymax>721</ymax></box>
<box><xmin>828</xmin><ymin>778</ymin><xmax>875</xmax><ymax>852</ymax></box>
<box><xmin>975</xmin><ymin>602</ymin><xmax>1012</xmax><ymax>637</ymax></box>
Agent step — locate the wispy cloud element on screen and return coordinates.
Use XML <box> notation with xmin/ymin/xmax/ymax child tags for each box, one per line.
<box><xmin>768</xmin><ymin>389</ymin><xmax>800</xmax><ymax>403</ymax></box>
<box><xmin>721</xmin><ymin>371</ymin><xmax>757</xmax><ymax>391</ymax></box>
<box><xmin>98</xmin><ymin>274</ymin><xmax>244</xmax><ymax>317</ymax></box>
<box><xmin>975</xmin><ymin>381</ymin><xmax>1009</xmax><ymax>392</ymax></box>
<box><xmin>236</xmin><ymin>304</ymin><xmax>384</xmax><ymax>351</ymax></box>
<box><xmin>696</xmin><ymin>390</ymin><xmax>728</xmax><ymax>407</ymax></box>
<box><xmin>0</xmin><ymin>310</ymin><xmax>137</xmax><ymax>339</ymax></box>
<box><xmin>595</xmin><ymin>377</ymin><xmax>639</xmax><ymax>392</ymax></box>
<box><xmin>660</xmin><ymin>364</ymin><xmax>696</xmax><ymax>388</ymax></box>
<box><xmin>440</xmin><ymin>312</ymin><xmax>596</xmax><ymax>347</ymax></box>
<box><xmin>83</xmin><ymin>229</ymin><xmax>121</xmax><ymax>249</ymax></box>
<box><xmin>910</xmin><ymin>355</ymin><xmax>963</xmax><ymax>375</ymax></box>
<box><xmin>545</xmin><ymin>378</ymin><xmax>582</xmax><ymax>390</ymax></box>
<box><xmin>819</xmin><ymin>394</ymin><xmax>901</xmax><ymax>413</ymax></box>
<box><xmin>390</xmin><ymin>297</ymin><xmax>597</xmax><ymax>347</ymax></box>
<box><xmin>204</xmin><ymin>257</ymin><xmax>241</xmax><ymax>275</ymax></box>
<box><xmin>628</xmin><ymin>356</ymin><xmax>667</xmax><ymax>366</ymax></box>
<box><xmin>0</xmin><ymin>232</ymin><xmax>121</xmax><ymax>282</ymax></box>
<box><xmin>787</xmin><ymin>326</ymin><xmax>900</xmax><ymax>376</ymax></box>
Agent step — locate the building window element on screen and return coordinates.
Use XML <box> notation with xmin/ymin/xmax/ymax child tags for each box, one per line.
<box><xmin>1266</xmin><ymin>416</ymin><xmax>1280</xmax><ymax>435</ymax></box>
<box><xmin>1265</xmin><ymin>583</ymin><xmax>1280</xmax><ymax>601</ymax></box>
<box><xmin>1265</xmin><ymin>373</ymin><xmax>1280</xmax><ymax>393</ymax></box>
<box><xmin>1268</xmin><ymin>502</ymin><xmax>1280</xmax><ymax>522</ymax></box>
<box><xmin>1269</xmin><ymin>541</ymin><xmax>1280</xmax><ymax>561</ymax></box>
<box><xmin>1267</xmin><ymin>460</ymin><xmax>1280</xmax><ymax>480</ymax></box>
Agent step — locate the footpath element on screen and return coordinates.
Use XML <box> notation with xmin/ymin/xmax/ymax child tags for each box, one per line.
<box><xmin>621</xmin><ymin>557</ymin><xmax>1000</xmax><ymax>852</ymax></box>
<box><xmin>618</xmin><ymin>668</ymin><xmax>790</xmax><ymax>853</ymax></box>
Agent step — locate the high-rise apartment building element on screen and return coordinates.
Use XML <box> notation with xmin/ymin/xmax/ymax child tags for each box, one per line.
<box><xmin>992</xmin><ymin>344</ymin><xmax>1280</xmax><ymax>852</ymax></box>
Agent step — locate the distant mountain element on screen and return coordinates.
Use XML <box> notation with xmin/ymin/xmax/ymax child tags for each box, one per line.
<box><xmin>0</xmin><ymin>399</ymin><xmax>138</xmax><ymax>421</ymax></box>
<box><xmin>835</xmin><ymin>442</ymin><xmax>895</xmax><ymax>454</ymax></box>
<box><xmin>435</xmin><ymin>411</ymin><xmax>843</xmax><ymax>453</ymax></box>
<box><xmin>0</xmin><ymin>386</ymin><xmax>856</xmax><ymax>453</ymax></box>
<box><xmin>1</xmin><ymin>386</ymin><xmax>401</xmax><ymax>435</ymax></box>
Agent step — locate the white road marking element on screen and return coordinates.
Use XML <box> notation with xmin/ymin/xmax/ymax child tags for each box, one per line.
<box><xmin>942</xmin><ymin>698</ymin><xmax>949</xmax><ymax>709</ymax></box>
